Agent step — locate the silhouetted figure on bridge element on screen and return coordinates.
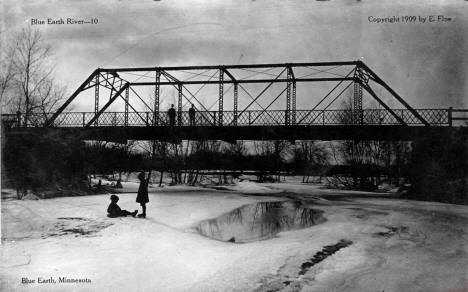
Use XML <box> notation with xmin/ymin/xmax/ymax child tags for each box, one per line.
<box><xmin>168</xmin><ymin>104</ymin><xmax>176</xmax><ymax>126</ymax></box>
<box><xmin>189</xmin><ymin>104</ymin><xmax>196</xmax><ymax>126</ymax></box>
<box><xmin>16</xmin><ymin>111</ymin><xmax>22</xmax><ymax>127</ymax></box>
<box><xmin>136</xmin><ymin>172</ymin><xmax>149</xmax><ymax>218</ymax></box>
<box><xmin>107</xmin><ymin>195</ymin><xmax>137</xmax><ymax>218</ymax></box>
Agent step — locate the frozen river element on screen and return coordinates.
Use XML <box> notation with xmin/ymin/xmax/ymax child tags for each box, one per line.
<box><xmin>1</xmin><ymin>182</ymin><xmax>468</xmax><ymax>291</ymax></box>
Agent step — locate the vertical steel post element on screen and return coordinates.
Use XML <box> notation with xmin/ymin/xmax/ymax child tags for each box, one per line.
<box><xmin>219</xmin><ymin>69</ymin><xmax>224</xmax><ymax>126</ymax></box>
<box><xmin>154</xmin><ymin>70</ymin><xmax>160</xmax><ymax>125</ymax></box>
<box><xmin>292</xmin><ymin>80</ymin><xmax>296</xmax><ymax>124</ymax></box>
<box><xmin>178</xmin><ymin>83</ymin><xmax>183</xmax><ymax>126</ymax></box>
<box><xmin>124</xmin><ymin>86</ymin><xmax>129</xmax><ymax>126</ymax></box>
<box><xmin>94</xmin><ymin>74</ymin><xmax>100</xmax><ymax>126</ymax></box>
<box><xmin>233</xmin><ymin>83</ymin><xmax>238</xmax><ymax>126</ymax></box>
<box><xmin>353</xmin><ymin>81</ymin><xmax>363</xmax><ymax>124</ymax></box>
<box><xmin>286</xmin><ymin>66</ymin><xmax>292</xmax><ymax>125</ymax></box>
<box><xmin>448</xmin><ymin>107</ymin><xmax>453</xmax><ymax>127</ymax></box>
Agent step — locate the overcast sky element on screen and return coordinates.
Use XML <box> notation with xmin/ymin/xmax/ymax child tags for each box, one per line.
<box><xmin>2</xmin><ymin>0</ymin><xmax>467</xmax><ymax>110</ymax></box>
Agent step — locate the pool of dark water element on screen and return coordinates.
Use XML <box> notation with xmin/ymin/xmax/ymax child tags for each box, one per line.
<box><xmin>196</xmin><ymin>201</ymin><xmax>326</xmax><ymax>243</ymax></box>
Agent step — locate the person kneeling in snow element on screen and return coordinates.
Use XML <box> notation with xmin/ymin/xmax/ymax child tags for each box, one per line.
<box><xmin>107</xmin><ymin>195</ymin><xmax>138</xmax><ymax>218</ymax></box>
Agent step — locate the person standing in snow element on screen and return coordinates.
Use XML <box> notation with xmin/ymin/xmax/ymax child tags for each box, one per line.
<box><xmin>136</xmin><ymin>172</ymin><xmax>149</xmax><ymax>218</ymax></box>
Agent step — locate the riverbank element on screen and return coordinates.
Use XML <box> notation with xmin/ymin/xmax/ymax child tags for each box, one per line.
<box><xmin>1</xmin><ymin>183</ymin><xmax>467</xmax><ymax>291</ymax></box>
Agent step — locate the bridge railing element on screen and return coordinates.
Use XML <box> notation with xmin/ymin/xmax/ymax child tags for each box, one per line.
<box><xmin>1</xmin><ymin>109</ymin><xmax>454</xmax><ymax>128</ymax></box>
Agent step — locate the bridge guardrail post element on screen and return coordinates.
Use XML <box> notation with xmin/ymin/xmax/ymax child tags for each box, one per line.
<box><xmin>248</xmin><ymin>112</ymin><xmax>251</xmax><ymax>125</ymax></box>
<box><xmin>448</xmin><ymin>107</ymin><xmax>453</xmax><ymax>127</ymax></box>
<box><xmin>82</xmin><ymin>113</ymin><xmax>86</xmax><ymax>127</ymax></box>
<box><xmin>213</xmin><ymin>111</ymin><xmax>217</xmax><ymax>126</ymax></box>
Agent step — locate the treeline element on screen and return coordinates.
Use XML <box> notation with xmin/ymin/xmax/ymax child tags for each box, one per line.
<box><xmin>2</xmin><ymin>134</ymin><xmax>407</xmax><ymax>193</ymax></box>
<box><xmin>2</xmin><ymin>134</ymin><xmax>146</xmax><ymax>198</ymax></box>
<box><xmin>2</xmin><ymin>130</ymin><xmax>466</xmax><ymax>204</ymax></box>
<box><xmin>3</xmin><ymin>133</ymin><xmax>89</xmax><ymax>198</ymax></box>
<box><xmin>408</xmin><ymin>129</ymin><xmax>467</xmax><ymax>204</ymax></box>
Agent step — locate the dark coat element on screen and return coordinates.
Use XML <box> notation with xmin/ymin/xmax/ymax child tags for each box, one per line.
<box><xmin>136</xmin><ymin>180</ymin><xmax>149</xmax><ymax>203</ymax></box>
<box><xmin>189</xmin><ymin>107</ymin><xmax>195</xmax><ymax>118</ymax></box>
<box><xmin>107</xmin><ymin>202</ymin><xmax>122</xmax><ymax>218</ymax></box>
<box><xmin>168</xmin><ymin>108</ymin><xmax>176</xmax><ymax>119</ymax></box>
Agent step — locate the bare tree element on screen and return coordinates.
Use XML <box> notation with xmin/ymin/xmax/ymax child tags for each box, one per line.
<box><xmin>293</xmin><ymin>141</ymin><xmax>329</xmax><ymax>183</ymax></box>
<box><xmin>0</xmin><ymin>43</ymin><xmax>16</xmax><ymax>107</ymax></box>
<box><xmin>137</xmin><ymin>140</ymin><xmax>168</xmax><ymax>186</ymax></box>
<box><xmin>223</xmin><ymin>140</ymin><xmax>247</xmax><ymax>157</ymax></box>
<box><xmin>328</xmin><ymin>94</ymin><xmax>411</xmax><ymax>190</ymax></box>
<box><xmin>254</xmin><ymin>140</ymin><xmax>291</xmax><ymax>182</ymax></box>
<box><xmin>2</xmin><ymin>26</ymin><xmax>65</xmax><ymax>125</ymax></box>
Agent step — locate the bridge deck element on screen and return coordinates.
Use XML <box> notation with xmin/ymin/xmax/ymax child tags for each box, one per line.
<box><xmin>3</xmin><ymin>108</ymin><xmax>467</xmax><ymax>142</ymax></box>
<box><xmin>5</xmin><ymin>125</ymin><xmax>468</xmax><ymax>142</ymax></box>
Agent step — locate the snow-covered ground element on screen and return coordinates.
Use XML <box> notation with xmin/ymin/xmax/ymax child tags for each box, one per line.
<box><xmin>1</xmin><ymin>182</ymin><xmax>468</xmax><ymax>291</ymax></box>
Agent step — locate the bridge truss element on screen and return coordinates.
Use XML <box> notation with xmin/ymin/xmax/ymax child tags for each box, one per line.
<box><xmin>4</xmin><ymin>61</ymin><xmax>467</xmax><ymax>141</ymax></box>
<box><xmin>41</xmin><ymin>61</ymin><xmax>441</xmax><ymax>128</ymax></box>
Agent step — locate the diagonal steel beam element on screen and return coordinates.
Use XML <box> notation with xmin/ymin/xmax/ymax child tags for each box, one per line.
<box><xmin>250</xmin><ymin>87</ymin><xmax>288</xmax><ymax>125</ymax></box>
<box><xmin>46</xmin><ymin>69</ymin><xmax>100</xmax><ymax>126</ymax></box>
<box><xmin>119</xmin><ymin>94</ymin><xmax>149</xmax><ymax>126</ymax></box>
<box><xmin>238</xmin><ymin>68</ymin><xmax>287</xmax><ymax>116</ymax></box>
<box><xmin>237</xmin><ymin>84</ymin><xmax>280</xmax><ymax>125</ymax></box>
<box><xmin>357</xmin><ymin>61</ymin><xmax>429</xmax><ymax>126</ymax></box>
<box><xmin>100</xmin><ymin>74</ymin><xmax>153</xmax><ymax>125</ymax></box>
<box><xmin>161</xmin><ymin>71</ymin><xmax>214</xmax><ymax>125</ymax></box>
<box><xmin>222</xmin><ymin>68</ymin><xmax>236</xmax><ymax>81</ymax></box>
<box><xmin>297</xmin><ymin>68</ymin><xmax>356</xmax><ymax>124</ymax></box>
<box><xmin>104</xmin><ymin>77</ymin><xmax>149</xmax><ymax>126</ymax></box>
<box><xmin>360</xmin><ymin>82</ymin><xmax>407</xmax><ymax>126</ymax></box>
<box><xmin>306</xmin><ymin>82</ymin><xmax>354</xmax><ymax>125</ymax></box>
<box><xmin>161</xmin><ymin>71</ymin><xmax>211</xmax><ymax>113</ymax></box>
<box><xmin>129</xmin><ymin>87</ymin><xmax>154</xmax><ymax>113</ymax></box>
<box><xmin>86</xmin><ymin>83</ymin><xmax>129</xmax><ymax>127</ymax></box>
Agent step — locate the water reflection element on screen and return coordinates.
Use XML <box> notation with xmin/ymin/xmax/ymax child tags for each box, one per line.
<box><xmin>196</xmin><ymin>201</ymin><xmax>326</xmax><ymax>243</ymax></box>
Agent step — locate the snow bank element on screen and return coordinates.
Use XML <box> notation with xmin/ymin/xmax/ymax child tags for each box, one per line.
<box><xmin>1</xmin><ymin>184</ymin><xmax>468</xmax><ymax>292</ymax></box>
<box><xmin>222</xmin><ymin>181</ymin><xmax>277</xmax><ymax>194</ymax></box>
<box><xmin>21</xmin><ymin>193</ymin><xmax>40</xmax><ymax>200</ymax></box>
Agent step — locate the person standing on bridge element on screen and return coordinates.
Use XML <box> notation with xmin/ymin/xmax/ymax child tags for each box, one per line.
<box><xmin>136</xmin><ymin>172</ymin><xmax>149</xmax><ymax>218</ymax></box>
<box><xmin>189</xmin><ymin>103</ymin><xmax>196</xmax><ymax>126</ymax></box>
<box><xmin>168</xmin><ymin>104</ymin><xmax>176</xmax><ymax>127</ymax></box>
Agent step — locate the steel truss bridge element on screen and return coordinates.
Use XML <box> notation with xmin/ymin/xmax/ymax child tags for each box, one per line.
<box><xmin>3</xmin><ymin>61</ymin><xmax>467</xmax><ymax>142</ymax></box>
